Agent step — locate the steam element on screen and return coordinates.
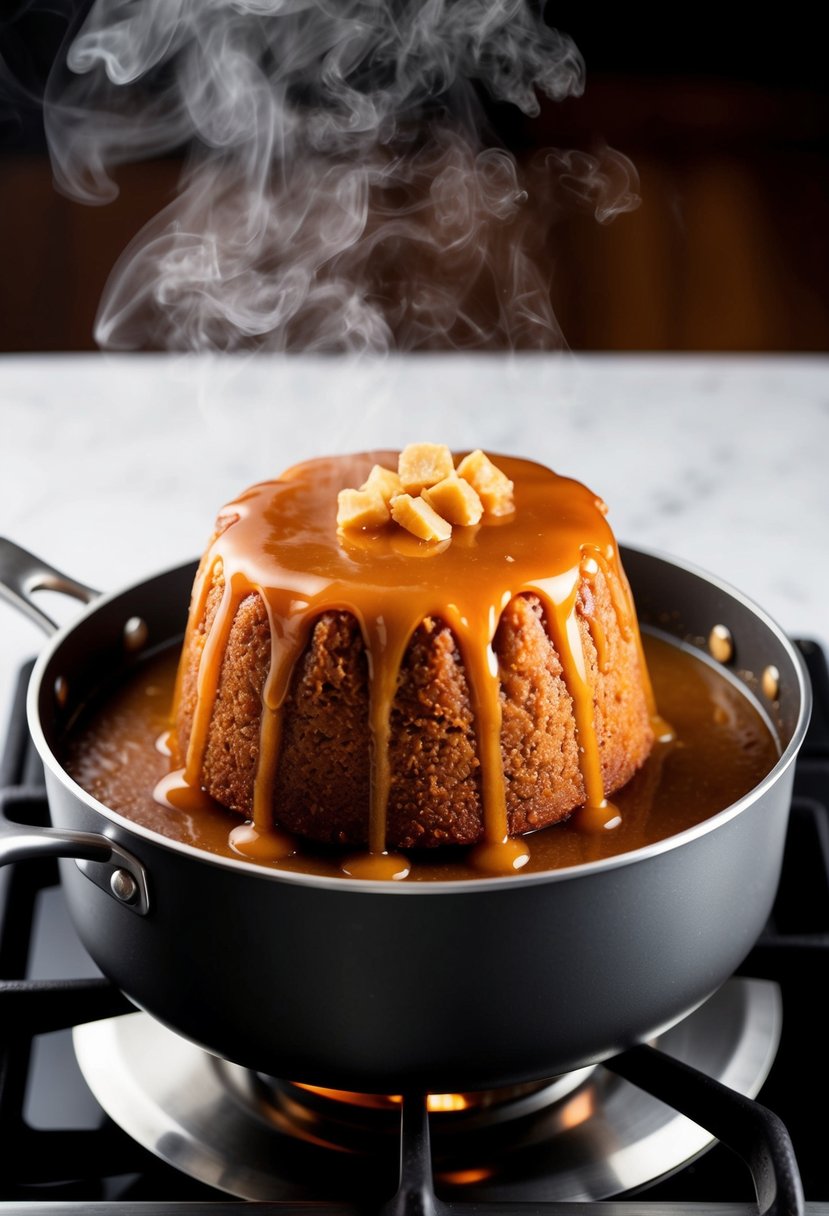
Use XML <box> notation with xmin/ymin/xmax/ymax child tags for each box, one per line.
<box><xmin>43</xmin><ymin>0</ymin><xmax>639</xmax><ymax>353</ymax></box>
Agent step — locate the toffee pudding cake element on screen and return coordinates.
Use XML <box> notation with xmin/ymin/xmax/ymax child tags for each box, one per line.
<box><xmin>161</xmin><ymin>448</ymin><xmax>659</xmax><ymax>877</ymax></box>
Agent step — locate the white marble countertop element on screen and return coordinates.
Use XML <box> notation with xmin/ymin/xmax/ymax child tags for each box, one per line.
<box><xmin>1</xmin><ymin>351</ymin><xmax>828</xmax><ymax>742</ymax></box>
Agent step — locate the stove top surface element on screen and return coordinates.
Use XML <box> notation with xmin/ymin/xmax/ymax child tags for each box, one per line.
<box><xmin>1</xmin><ymin>639</ymin><xmax>828</xmax><ymax>1214</ymax></box>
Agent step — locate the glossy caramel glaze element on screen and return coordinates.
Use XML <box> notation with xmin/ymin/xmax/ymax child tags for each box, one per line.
<box><xmin>166</xmin><ymin>453</ymin><xmax>657</xmax><ymax>874</ymax></box>
<box><xmin>61</xmin><ymin>633</ymin><xmax>779</xmax><ymax>882</ymax></box>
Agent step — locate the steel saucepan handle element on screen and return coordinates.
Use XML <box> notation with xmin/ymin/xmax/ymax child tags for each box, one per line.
<box><xmin>0</xmin><ymin>811</ymin><xmax>150</xmax><ymax>914</ymax></box>
<box><xmin>0</xmin><ymin>537</ymin><xmax>99</xmax><ymax>635</ymax></box>
<box><xmin>0</xmin><ymin>540</ymin><xmax>149</xmax><ymax>914</ymax></box>
<box><xmin>0</xmin><ymin>815</ymin><xmax>110</xmax><ymax>866</ymax></box>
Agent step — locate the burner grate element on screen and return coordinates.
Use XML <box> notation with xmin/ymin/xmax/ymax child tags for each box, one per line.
<box><xmin>2</xmin><ymin>645</ymin><xmax>829</xmax><ymax>1214</ymax></box>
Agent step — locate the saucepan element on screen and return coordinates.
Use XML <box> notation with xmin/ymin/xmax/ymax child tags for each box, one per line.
<box><xmin>0</xmin><ymin>536</ymin><xmax>811</xmax><ymax>1093</ymax></box>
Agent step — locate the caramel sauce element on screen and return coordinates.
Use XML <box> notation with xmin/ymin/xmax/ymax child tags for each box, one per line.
<box><xmin>61</xmin><ymin>633</ymin><xmax>779</xmax><ymax>882</ymax></box>
<box><xmin>164</xmin><ymin>453</ymin><xmax>659</xmax><ymax>876</ymax></box>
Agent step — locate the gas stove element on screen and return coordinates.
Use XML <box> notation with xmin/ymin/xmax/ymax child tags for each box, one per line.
<box><xmin>1</xmin><ymin>641</ymin><xmax>828</xmax><ymax>1215</ymax></box>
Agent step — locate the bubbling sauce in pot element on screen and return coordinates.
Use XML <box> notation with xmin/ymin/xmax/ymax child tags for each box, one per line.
<box><xmin>62</xmin><ymin>632</ymin><xmax>779</xmax><ymax>882</ymax></box>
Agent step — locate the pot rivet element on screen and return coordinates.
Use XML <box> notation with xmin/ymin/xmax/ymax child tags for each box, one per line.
<box><xmin>762</xmin><ymin>664</ymin><xmax>781</xmax><ymax>701</ymax></box>
<box><xmin>708</xmin><ymin>624</ymin><xmax>734</xmax><ymax>663</ymax></box>
<box><xmin>54</xmin><ymin>676</ymin><xmax>69</xmax><ymax>708</ymax></box>
<box><xmin>123</xmin><ymin>617</ymin><xmax>149</xmax><ymax>652</ymax></box>
<box><xmin>110</xmin><ymin>869</ymin><xmax>138</xmax><ymax>904</ymax></box>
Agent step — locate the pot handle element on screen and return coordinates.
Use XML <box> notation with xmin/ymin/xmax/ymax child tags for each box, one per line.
<box><xmin>0</xmin><ymin>537</ymin><xmax>99</xmax><ymax>635</ymax></box>
<box><xmin>0</xmin><ymin>815</ymin><xmax>150</xmax><ymax>915</ymax></box>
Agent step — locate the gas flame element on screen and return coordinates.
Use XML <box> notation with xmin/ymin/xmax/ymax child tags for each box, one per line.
<box><xmin>40</xmin><ymin>0</ymin><xmax>639</xmax><ymax>353</ymax></box>
<box><xmin>295</xmin><ymin>1083</ymin><xmax>471</xmax><ymax>1112</ymax></box>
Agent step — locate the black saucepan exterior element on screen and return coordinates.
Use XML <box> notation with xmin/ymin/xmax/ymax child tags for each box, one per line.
<box><xmin>0</xmin><ymin>542</ymin><xmax>812</xmax><ymax>1092</ymax></box>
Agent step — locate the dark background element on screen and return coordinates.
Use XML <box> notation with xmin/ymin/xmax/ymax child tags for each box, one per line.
<box><xmin>1</xmin><ymin>3</ymin><xmax>827</xmax><ymax>354</ymax></box>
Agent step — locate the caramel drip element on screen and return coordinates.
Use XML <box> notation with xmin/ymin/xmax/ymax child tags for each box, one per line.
<box><xmin>357</xmin><ymin>614</ymin><xmax>412</xmax><ymax>856</ymax></box>
<box><xmin>597</xmin><ymin>555</ymin><xmax>635</xmax><ymax>642</ymax></box>
<box><xmin>341</xmin><ymin>850</ymin><xmax>411</xmax><ymax>881</ymax></box>
<box><xmin>587</xmin><ymin>612</ymin><xmax>609</xmax><ymax>673</ymax></box>
<box><xmin>255</xmin><ymin>599</ymin><xmax>311</xmax><ymax>833</ymax></box>
<box><xmin>444</xmin><ymin>600</ymin><xmax>510</xmax><ymax>846</ymax></box>
<box><xmin>170</xmin><ymin>454</ymin><xmax>648</xmax><ymax>873</ymax></box>
<box><xmin>535</xmin><ymin>582</ymin><xmax>607</xmax><ymax>815</ymax></box>
<box><xmin>228</xmin><ymin>820</ymin><xmax>295</xmax><ymax>861</ymax></box>
<box><xmin>155</xmin><ymin>729</ymin><xmax>175</xmax><ymax>758</ymax></box>
<box><xmin>582</xmin><ymin>543</ymin><xmax>663</xmax><ymax>731</ymax></box>
<box><xmin>183</xmin><ymin>571</ymin><xmax>240</xmax><ymax>788</ymax></box>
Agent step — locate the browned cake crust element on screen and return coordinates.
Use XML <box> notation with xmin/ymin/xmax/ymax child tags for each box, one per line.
<box><xmin>175</xmin><ymin>564</ymin><xmax>654</xmax><ymax>849</ymax></box>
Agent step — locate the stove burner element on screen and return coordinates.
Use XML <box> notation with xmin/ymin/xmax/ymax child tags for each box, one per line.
<box><xmin>263</xmin><ymin>1071</ymin><xmax>593</xmax><ymax>1149</ymax></box>
<box><xmin>72</xmin><ymin>977</ymin><xmax>781</xmax><ymax>1205</ymax></box>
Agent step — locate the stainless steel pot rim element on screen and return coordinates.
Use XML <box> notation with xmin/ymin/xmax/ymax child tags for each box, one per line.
<box><xmin>24</xmin><ymin>542</ymin><xmax>813</xmax><ymax>895</ymax></box>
